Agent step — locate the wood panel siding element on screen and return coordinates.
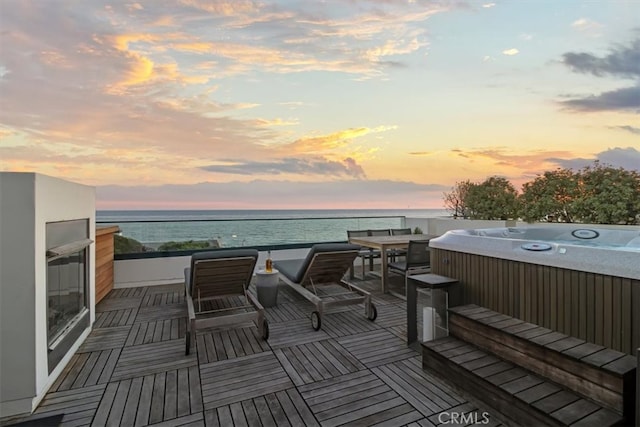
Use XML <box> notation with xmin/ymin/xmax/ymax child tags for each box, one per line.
<box><xmin>431</xmin><ymin>248</ymin><xmax>640</xmax><ymax>356</ymax></box>
<box><xmin>95</xmin><ymin>226</ymin><xmax>119</xmax><ymax>304</ymax></box>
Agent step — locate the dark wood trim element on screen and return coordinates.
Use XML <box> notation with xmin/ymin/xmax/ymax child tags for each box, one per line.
<box><xmin>431</xmin><ymin>248</ymin><xmax>640</xmax><ymax>356</ymax></box>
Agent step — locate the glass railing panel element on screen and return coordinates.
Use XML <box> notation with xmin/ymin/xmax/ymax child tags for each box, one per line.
<box><xmin>99</xmin><ymin>216</ymin><xmax>408</xmax><ymax>255</ymax></box>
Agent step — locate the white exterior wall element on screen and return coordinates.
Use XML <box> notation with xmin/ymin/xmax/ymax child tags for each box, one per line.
<box><xmin>0</xmin><ymin>172</ymin><xmax>95</xmax><ymax>417</ymax></box>
<box><xmin>0</xmin><ymin>173</ymin><xmax>37</xmax><ymax>416</ymax></box>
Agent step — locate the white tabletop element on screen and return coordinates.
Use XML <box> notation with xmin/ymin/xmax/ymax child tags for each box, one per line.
<box><xmin>256</xmin><ymin>269</ymin><xmax>279</xmax><ymax>275</ymax></box>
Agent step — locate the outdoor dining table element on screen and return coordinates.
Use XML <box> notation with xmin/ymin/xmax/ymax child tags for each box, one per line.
<box><xmin>347</xmin><ymin>234</ymin><xmax>436</xmax><ymax>293</ymax></box>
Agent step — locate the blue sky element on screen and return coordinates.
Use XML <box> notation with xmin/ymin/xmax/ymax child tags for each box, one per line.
<box><xmin>1</xmin><ymin>0</ymin><xmax>638</xmax><ymax>209</ymax></box>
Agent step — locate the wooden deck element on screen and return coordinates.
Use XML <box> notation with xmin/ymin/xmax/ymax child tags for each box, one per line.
<box><xmin>3</xmin><ymin>273</ymin><xmax>506</xmax><ymax>427</ymax></box>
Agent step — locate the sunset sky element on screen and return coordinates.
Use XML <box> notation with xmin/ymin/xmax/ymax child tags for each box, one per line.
<box><xmin>1</xmin><ymin>0</ymin><xmax>639</xmax><ymax>210</ymax></box>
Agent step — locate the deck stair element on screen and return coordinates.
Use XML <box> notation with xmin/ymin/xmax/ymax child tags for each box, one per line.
<box><xmin>422</xmin><ymin>304</ymin><xmax>636</xmax><ymax>426</ymax></box>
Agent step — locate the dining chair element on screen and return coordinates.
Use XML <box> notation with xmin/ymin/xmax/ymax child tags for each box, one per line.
<box><xmin>368</xmin><ymin>229</ymin><xmax>391</xmax><ymax>236</ymax></box>
<box><xmin>390</xmin><ymin>228</ymin><xmax>412</xmax><ymax>260</ymax></box>
<box><xmin>388</xmin><ymin>240</ymin><xmax>431</xmax><ymax>298</ymax></box>
<box><xmin>391</xmin><ymin>228</ymin><xmax>412</xmax><ymax>235</ymax></box>
<box><xmin>347</xmin><ymin>230</ymin><xmax>380</xmax><ymax>279</ymax></box>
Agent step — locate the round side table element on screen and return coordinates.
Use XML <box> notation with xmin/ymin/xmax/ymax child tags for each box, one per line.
<box><xmin>255</xmin><ymin>269</ymin><xmax>279</xmax><ymax>308</ymax></box>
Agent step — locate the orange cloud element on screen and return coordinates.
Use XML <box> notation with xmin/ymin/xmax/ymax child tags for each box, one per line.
<box><xmin>178</xmin><ymin>0</ymin><xmax>259</xmax><ymax>15</ymax></box>
<box><xmin>171</xmin><ymin>42</ymin><xmax>214</xmax><ymax>53</ymax></box>
<box><xmin>448</xmin><ymin>148</ymin><xmax>582</xmax><ymax>185</ymax></box>
<box><xmin>106</xmin><ymin>33</ymin><xmax>219</xmax><ymax>92</ymax></box>
<box><xmin>106</xmin><ymin>34</ymin><xmax>161</xmax><ymax>92</ymax></box>
<box><xmin>254</xmin><ymin>118</ymin><xmax>299</xmax><ymax>127</ymax></box>
<box><xmin>283</xmin><ymin>126</ymin><xmax>396</xmax><ymax>155</ymax></box>
<box><xmin>365</xmin><ymin>36</ymin><xmax>426</xmax><ymax>61</ymax></box>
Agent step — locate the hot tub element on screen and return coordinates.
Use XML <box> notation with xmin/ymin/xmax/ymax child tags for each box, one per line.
<box><xmin>428</xmin><ymin>225</ymin><xmax>640</xmax><ymax>355</ymax></box>
<box><xmin>429</xmin><ymin>226</ymin><xmax>640</xmax><ymax>280</ymax></box>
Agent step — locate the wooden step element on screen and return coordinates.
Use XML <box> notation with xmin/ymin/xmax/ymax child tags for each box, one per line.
<box><xmin>448</xmin><ymin>304</ymin><xmax>636</xmax><ymax>420</ymax></box>
<box><xmin>422</xmin><ymin>336</ymin><xmax>624</xmax><ymax>427</ymax></box>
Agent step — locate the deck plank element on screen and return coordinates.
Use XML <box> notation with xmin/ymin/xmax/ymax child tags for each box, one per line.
<box><xmin>200</xmin><ymin>352</ymin><xmax>293</xmax><ymax>410</ymax></box>
<box><xmin>5</xmin><ymin>280</ymin><xmax>519</xmax><ymax>427</ymax></box>
<box><xmin>29</xmin><ymin>383</ymin><xmax>105</xmax><ymax>427</ymax></box>
<box><xmin>78</xmin><ymin>326</ymin><xmax>131</xmax><ymax>353</ymax></box>
<box><xmin>51</xmin><ymin>348</ymin><xmax>120</xmax><ymax>391</ymax></box>
<box><xmin>134</xmin><ymin>303</ymin><xmax>186</xmax><ymax>323</ymax></box>
<box><xmin>337</xmin><ymin>330</ymin><xmax>418</xmax><ymax>367</ymax></box>
<box><xmin>92</xmin><ymin>368</ymin><xmax>202</xmax><ymax>426</ymax></box>
<box><xmin>298</xmin><ymin>370</ymin><xmax>416</xmax><ymax>427</ymax></box>
<box><xmin>108</xmin><ymin>288</ymin><xmax>147</xmax><ymax>299</ymax></box>
<box><xmin>274</xmin><ymin>340</ymin><xmax>364</xmax><ymax>386</ymax></box>
<box><xmin>111</xmin><ymin>339</ymin><xmax>197</xmax><ymax>382</ymax></box>
<box><xmin>371</xmin><ymin>303</ymin><xmax>407</xmax><ymax>328</ymax></box>
<box><xmin>141</xmin><ymin>290</ymin><xmax>185</xmax><ymax>307</ymax></box>
<box><xmin>94</xmin><ymin>308</ymin><xmax>138</xmax><ymax>328</ymax></box>
<box><xmin>268</xmin><ymin>318</ymin><xmax>331</xmax><ymax>349</ymax></box>
<box><xmin>263</xmin><ymin>302</ymin><xmax>309</xmax><ymax>323</ymax></box>
<box><xmin>321</xmin><ymin>310</ymin><xmax>382</xmax><ymax>338</ymax></box>
<box><xmin>195</xmin><ymin>325</ymin><xmax>269</xmax><ymax>364</ymax></box>
<box><xmin>96</xmin><ymin>297</ymin><xmax>142</xmax><ymax>313</ymax></box>
<box><xmin>373</xmin><ymin>357</ymin><xmax>464</xmax><ymax>416</ymax></box>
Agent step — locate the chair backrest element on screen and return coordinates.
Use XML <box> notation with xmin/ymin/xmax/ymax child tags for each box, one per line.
<box><xmin>391</xmin><ymin>228</ymin><xmax>412</xmax><ymax>235</ymax></box>
<box><xmin>347</xmin><ymin>230</ymin><xmax>369</xmax><ymax>239</ymax></box>
<box><xmin>368</xmin><ymin>229</ymin><xmax>391</xmax><ymax>236</ymax></box>
<box><xmin>189</xmin><ymin>249</ymin><xmax>258</xmax><ymax>299</ymax></box>
<box><xmin>406</xmin><ymin>240</ymin><xmax>431</xmax><ymax>269</ymax></box>
<box><xmin>296</xmin><ymin>243</ymin><xmax>360</xmax><ymax>286</ymax></box>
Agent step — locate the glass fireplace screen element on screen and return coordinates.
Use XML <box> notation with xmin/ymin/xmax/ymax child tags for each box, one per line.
<box><xmin>46</xmin><ymin>219</ymin><xmax>91</xmax><ymax>347</ymax></box>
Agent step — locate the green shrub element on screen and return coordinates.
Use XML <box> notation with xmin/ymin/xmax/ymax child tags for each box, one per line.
<box><xmin>114</xmin><ymin>235</ymin><xmax>145</xmax><ymax>254</ymax></box>
<box><xmin>157</xmin><ymin>240</ymin><xmax>212</xmax><ymax>251</ymax></box>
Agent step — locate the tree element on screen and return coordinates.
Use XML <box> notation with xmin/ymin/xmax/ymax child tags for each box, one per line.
<box><xmin>573</xmin><ymin>162</ymin><xmax>640</xmax><ymax>225</ymax></box>
<box><xmin>519</xmin><ymin>168</ymin><xmax>579</xmax><ymax>223</ymax></box>
<box><xmin>443</xmin><ymin>180</ymin><xmax>473</xmax><ymax>218</ymax></box>
<box><xmin>465</xmin><ymin>176</ymin><xmax>519</xmax><ymax>220</ymax></box>
<box><xmin>440</xmin><ymin>161</ymin><xmax>639</xmax><ymax>224</ymax></box>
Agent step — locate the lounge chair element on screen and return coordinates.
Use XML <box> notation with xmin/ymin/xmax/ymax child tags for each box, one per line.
<box><xmin>273</xmin><ymin>243</ymin><xmax>377</xmax><ymax>330</ymax></box>
<box><xmin>388</xmin><ymin>240</ymin><xmax>431</xmax><ymax>298</ymax></box>
<box><xmin>183</xmin><ymin>249</ymin><xmax>268</xmax><ymax>355</ymax></box>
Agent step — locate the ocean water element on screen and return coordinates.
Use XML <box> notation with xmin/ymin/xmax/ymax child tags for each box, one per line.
<box><xmin>97</xmin><ymin>209</ymin><xmax>448</xmax><ymax>248</ymax></box>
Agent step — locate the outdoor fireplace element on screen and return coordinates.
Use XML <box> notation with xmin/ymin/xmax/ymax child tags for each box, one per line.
<box><xmin>0</xmin><ymin>172</ymin><xmax>95</xmax><ymax>417</ymax></box>
<box><xmin>46</xmin><ymin>219</ymin><xmax>92</xmax><ymax>373</ymax></box>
